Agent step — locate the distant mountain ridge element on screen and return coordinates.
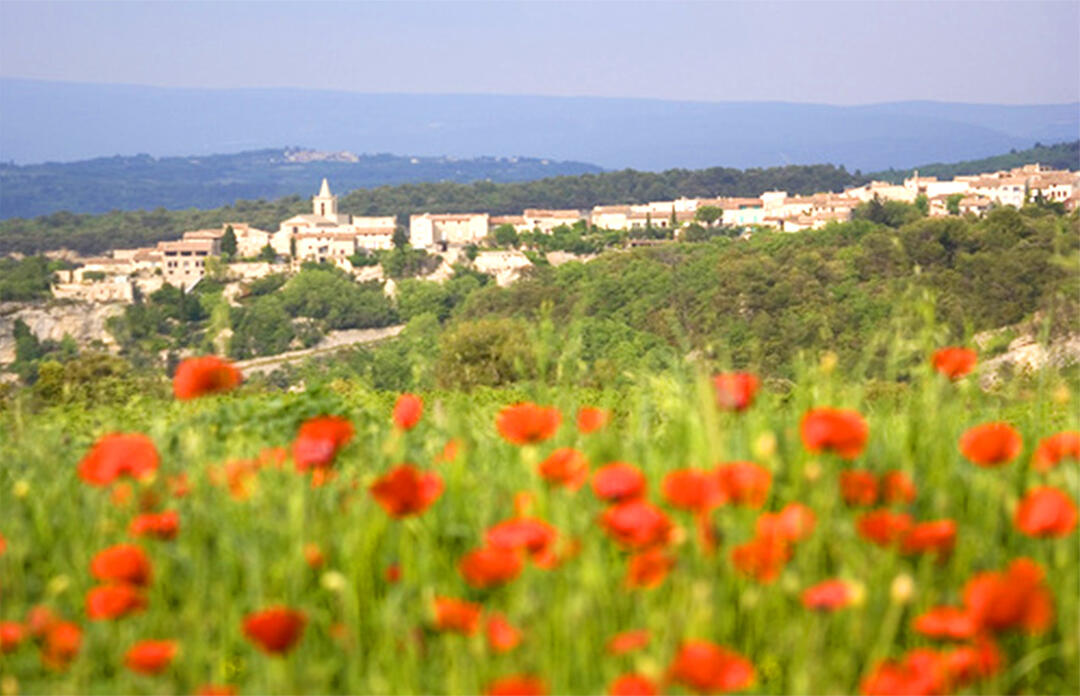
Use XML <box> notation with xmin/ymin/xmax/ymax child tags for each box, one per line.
<box><xmin>1</xmin><ymin>141</ymin><xmax>1075</xmax><ymax>257</ymax></box>
<box><xmin>1</xmin><ymin>78</ymin><xmax>1076</xmax><ymax>171</ymax></box>
<box><xmin>0</xmin><ymin>148</ymin><xmax>603</xmax><ymax>219</ymax></box>
<box><xmin>866</xmin><ymin>141</ymin><xmax>1079</xmax><ymax>183</ymax></box>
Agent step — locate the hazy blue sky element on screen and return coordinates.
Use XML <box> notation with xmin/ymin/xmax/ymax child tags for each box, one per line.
<box><xmin>1</xmin><ymin>1</ymin><xmax>1077</xmax><ymax>105</ymax></box>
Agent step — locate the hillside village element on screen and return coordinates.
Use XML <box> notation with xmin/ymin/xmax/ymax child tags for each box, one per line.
<box><xmin>39</xmin><ymin>162</ymin><xmax>1079</xmax><ymax>306</ymax></box>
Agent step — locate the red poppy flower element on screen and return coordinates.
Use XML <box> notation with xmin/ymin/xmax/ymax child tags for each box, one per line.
<box><xmin>486</xmin><ymin>675</ymin><xmax>547</xmax><ymax>696</ymax></box>
<box><xmin>385</xmin><ymin>563</ymin><xmax>402</xmax><ymax>583</ymax></box>
<box><xmin>392</xmin><ymin>393</ymin><xmax>423</xmax><ymax>430</ymax></box>
<box><xmin>663</xmin><ymin>468</ymin><xmax>725</xmax><ymax>512</ymax></box>
<box><xmin>801</xmin><ymin>579</ymin><xmax>853</xmax><ymax>611</ymax></box>
<box><xmin>459</xmin><ymin>545</ymin><xmax>524</xmax><ymax>588</ymax></box>
<box><xmin>256</xmin><ymin>446</ymin><xmax>289</xmax><ymax>469</ymax></box>
<box><xmin>881</xmin><ymin>471</ymin><xmax>917</xmax><ymax>504</ymax></box>
<box><xmin>610</xmin><ymin>674</ymin><xmax>658</xmax><ymax>696</ymax></box>
<box><xmin>292</xmin><ymin>415</ymin><xmax>355</xmax><ymax>471</ymax></box>
<box><xmin>963</xmin><ymin>558</ymin><xmax>1054</xmax><ymax>635</ymax></box>
<box><xmin>41</xmin><ymin>621</ymin><xmax>82</xmax><ymax>670</ymax></box>
<box><xmin>901</xmin><ymin>520</ymin><xmax>956</xmax><ymax>557</ymax></box>
<box><xmin>861</xmin><ymin>649</ymin><xmax>945</xmax><ymax>696</ymax></box>
<box><xmin>757</xmin><ymin>503</ymin><xmax>817</xmax><ymax>543</ymax></box>
<box><xmin>600</xmin><ymin>500</ymin><xmax>673</xmax><ymax>549</ymax></box>
<box><xmin>77</xmin><ymin>433</ymin><xmax>160</xmax><ymax>486</ymax></box>
<box><xmin>577</xmin><ymin>406</ymin><xmax>610</xmax><ymax>434</ymax></box>
<box><xmin>712</xmin><ymin>372</ymin><xmax>760</xmax><ymax>411</ymax></box>
<box><xmin>124</xmin><ymin>639</ymin><xmax>177</xmax><ymax>675</ymax></box>
<box><xmin>942</xmin><ymin>638</ymin><xmax>1002</xmax><ymax>689</ymax></box>
<box><xmin>800</xmin><ymin>408</ymin><xmax>869</xmax><ymax>459</ymax></box>
<box><xmin>607</xmin><ymin>629</ymin><xmax>650</xmax><ymax>656</ymax></box>
<box><xmin>435</xmin><ymin>438</ymin><xmax>461</xmax><ymax>464</ymax></box>
<box><xmin>86</xmin><ymin>584</ymin><xmax>147</xmax><ymax>620</ymax></box>
<box><xmin>369</xmin><ymin>464</ymin><xmax>443</xmax><ymax>518</ymax></box>
<box><xmin>731</xmin><ymin>535</ymin><xmax>790</xmax><ymax>583</ymax></box>
<box><xmin>26</xmin><ymin>606</ymin><xmax>59</xmax><ymax>638</ymax></box>
<box><xmin>715</xmin><ymin>461</ymin><xmax>771</xmax><ymax>507</ymax></box>
<box><xmin>496</xmin><ymin>403</ymin><xmax>561</xmax><ymax>445</ymax></box>
<box><xmin>90</xmin><ymin>544</ymin><xmax>152</xmax><ymax>587</ymax></box>
<box><xmin>932</xmin><ymin>347</ymin><xmax>977</xmax><ymax>380</ymax></box>
<box><xmin>0</xmin><ymin>622</ymin><xmax>24</xmax><ymax>653</ymax></box>
<box><xmin>433</xmin><ymin>597</ymin><xmax>482</xmax><ymax>635</ymax></box>
<box><xmin>242</xmin><ymin>607</ymin><xmax>306</xmax><ymax>655</ymax></box>
<box><xmin>173</xmin><ymin>356</ymin><xmax>241</xmax><ymax>400</ymax></box>
<box><xmin>959</xmin><ymin>422</ymin><xmax>1021</xmax><ymax>467</ymax></box>
<box><xmin>197</xmin><ymin>685</ymin><xmax>238</xmax><ymax>696</ymax></box>
<box><xmin>912</xmin><ymin>606</ymin><xmax>978</xmax><ymax>640</ymax></box>
<box><xmin>218</xmin><ymin>459</ymin><xmax>260</xmax><ymax>500</ymax></box>
<box><xmin>538</xmin><ymin>448</ymin><xmax>589</xmax><ymax>490</ymax></box>
<box><xmin>486</xmin><ymin>613</ymin><xmax>522</xmax><ymax>653</ymax></box>
<box><xmin>1015</xmin><ymin>487</ymin><xmax>1078</xmax><ymax>538</ymax></box>
<box><xmin>593</xmin><ymin>463</ymin><xmax>647</xmax><ymax>502</ymax></box>
<box><xmin>667</xmin><ymin>640</ymin><xmax>756</xmax><ymax>694</ymax></box>
<box><xmin>129</xmin><ymin>510</ymin><xmax>179</xmax><ymax>540</ymax></box>
<box><xmin>486</xmin><ymin>518</ymin><xmax>558</xmax><ymax>567</ymax></box>
<box><xmin>303</xmin><ymin>543</ymin><xmax>325</xmax><ymax>568</ymax></box>
<box><xmin>0</xmin><ymin>531</ymin><xmax>5</xmax><ymax>556</ymax></box>
<box><xmin>167</xmin><ymin>473</ymin><xmax>191</xmax><ymax>498</ymax></box>
<box><xmin>1032</xmin><ymin>431</ymin><xmax>1080</xmax><ymax>472</ymax></box>
<box><xmin>625</xmin><ymin>548</ymin><xmax>675</xmax><ymax>589</ymax></box>
<box><xmin>839</xmin><ymin>470</ymin><xmax>878</xmax><ymax>506</ymax></box>
<box><xmin>856</xmin><ymin>510</ymin><xmax>913</xmax><ymax>547</ymax></box>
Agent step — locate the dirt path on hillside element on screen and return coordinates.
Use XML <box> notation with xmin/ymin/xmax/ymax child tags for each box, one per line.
<box><xmin>234</xmin><ymin>324</ymin><xmax>405</xmax><ymax>376</ymax></box>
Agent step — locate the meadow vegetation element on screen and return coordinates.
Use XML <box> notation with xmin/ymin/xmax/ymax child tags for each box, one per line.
<box><xmin>0</xmin><ymin>314</ymin><xmax>1077</xmax><ymax>694</ymax></box>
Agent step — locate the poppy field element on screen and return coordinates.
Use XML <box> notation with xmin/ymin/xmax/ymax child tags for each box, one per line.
<box><xmin>0</xmin><ymin>349</ymin><xmax>1078</xmax><ymax>695</ymax></box>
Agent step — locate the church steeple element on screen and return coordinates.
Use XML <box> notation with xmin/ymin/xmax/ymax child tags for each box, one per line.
<box><xmin>313</xmin><ymin>178</ymin><xmax>338</xmax><ymax>219</ymax></box>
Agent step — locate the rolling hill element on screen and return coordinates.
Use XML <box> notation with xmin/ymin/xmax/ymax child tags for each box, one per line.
<box><xmin>2</xmin><ymin>78</ymin><xmax>1076</xmax><ymax>172</ymax></box>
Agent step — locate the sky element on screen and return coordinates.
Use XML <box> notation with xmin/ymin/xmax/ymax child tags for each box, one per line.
<box><xmin>0</xmin><ymin>0</ymin><xmax>1077</xmax><ymax>105</ymax></box>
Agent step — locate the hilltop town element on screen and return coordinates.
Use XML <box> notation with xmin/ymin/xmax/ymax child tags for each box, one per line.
<box><xmin>1</xmin><ymin>159</ymin><xmax>1076</xmax><ymax>374</ymax></box>
<box><xmin>42</xmin><ymin>162</ymin><xmax>1080</xmax><ymax>304</ymax></box>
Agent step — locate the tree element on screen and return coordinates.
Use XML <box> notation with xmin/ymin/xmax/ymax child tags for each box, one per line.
<box><xmin>682</xmin><ymin>223</ymin><xmax>710</xmax><ymax>242</ymax></box>
<box><xmin>204</xmin><ymin>256</ymin><xmax>228</xmax><ymax>283</ymax></box>
<box><xmin>494</xmin><ymin>224</ymin><xmax>520</xmax><ymax>248</ymax></box>
<box><xmin>914</xmin><ymin>194</ymin><xmax>929</xmax><ymax>216</ymax></box>
<box><xmin>854</xmin><ymin>195</ymin><xmax>923</xmax><ymax>228</ymax></box>
<box><xmin>258</xmin><ymin>243</ymin><xmax>277</xmax><ymax>262</ymax></box>
<box><xmin>229</xmin><ymin>295</ymin><xmax>294</xmax><ymax>358</ymax></box>
<box><xmin>435</xmin><ymin>318</ymin><xmax>536</xmax><ymax>389</ymax></box>
<box><xmin>392</xmin><ymin>226</ymin><xmax>410</xmax><ymax>250</ymax></box>
<box><xmin>946</xmin><ymin>193</ymin><xmax>964</xmax><ymax>216</ymax></box>
<box><xmin>695</xmin><ymin>206</ymin><xmax>723</xmax><ymax>227</ymax></box>
<box><xmin>221</xmin><ymin>225</ymin><xmax>237</xmax><ymax>257</ymax></box>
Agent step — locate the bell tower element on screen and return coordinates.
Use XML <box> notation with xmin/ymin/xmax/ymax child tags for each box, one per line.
<box><xmin>313</xmin><ymin>178</ymin><xmax>338</xmax><ymax>219</ymax></box>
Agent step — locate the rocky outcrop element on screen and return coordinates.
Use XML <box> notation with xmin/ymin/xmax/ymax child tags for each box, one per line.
<box><xmin>0</xmin><ymin>301</ymin><xmax>123</xmax><ymax>363</ymax></box>
<box><xmin>976</xmin><ymin>328</ymin><xmax>1080</xmax><ymax>389</ymax></box>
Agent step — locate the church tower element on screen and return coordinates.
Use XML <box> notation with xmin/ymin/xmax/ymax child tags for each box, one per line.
<box><xmin>313</xmin><ymin>178</ymin><xmax>339</xmax><ymax>219</ymax></box>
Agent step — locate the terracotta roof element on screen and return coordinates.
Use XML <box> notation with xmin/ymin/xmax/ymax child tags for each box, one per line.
<box><xmin>523</xmin><ymin>208</ymin><xmax>583</xmax><ymax>218</ymax></box>
<box><xmin>412</xmin><ymin>213</ymin><xmax>488</xmax><ymax>222</ymax></box>
<box><xmin>159</xmin><ymin>240</ymin><xmax>215</xmax><ymax>252</ymax></box>
<box><xmin>182</xmin><ymin>228</ymin><xmax>225</xmax><ymax>240</ymax></box>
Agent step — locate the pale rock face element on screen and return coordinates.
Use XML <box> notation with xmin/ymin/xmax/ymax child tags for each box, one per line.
<box><xmin>978</xmin><ymin>333</ymin><xmax>1080</xmax><ymax>389</ymax></box>
<box><xmin>0</xmin><ymin>301</ymin><xmax>123</xmax><ymax>363</ymax></box>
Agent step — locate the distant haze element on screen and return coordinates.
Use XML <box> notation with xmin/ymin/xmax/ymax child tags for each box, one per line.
<box><xmin>1</xmin><ymin>79</ymin><xmax>1077</xmax><ymax>171</ymax></box>
<box><xmin>1</xmin><ymin>1</ymin><xmax>1076</xmax><ymax>105</ymax></box>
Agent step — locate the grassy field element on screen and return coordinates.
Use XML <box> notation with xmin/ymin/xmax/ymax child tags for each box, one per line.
<box><xmin>0</xmin><ymin>349</ymin><xmax>1077</xmax><ymax>695</ymax></box>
